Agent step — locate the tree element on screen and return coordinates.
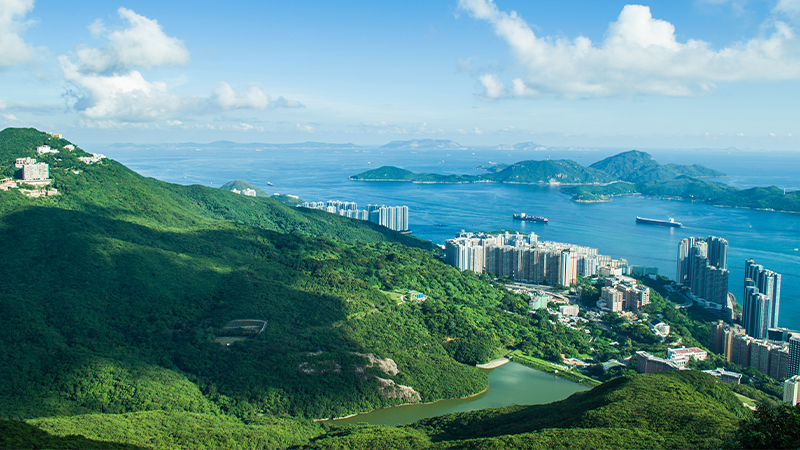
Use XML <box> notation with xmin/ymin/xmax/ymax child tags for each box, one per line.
<box><xmin>729</xmin><ymin>404</ymin><xmax>800</xmax><ymax>449</ymax></box>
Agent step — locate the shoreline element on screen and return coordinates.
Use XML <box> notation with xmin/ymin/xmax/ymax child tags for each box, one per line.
<box><xmin>476</xmin><ymin>357</ymin><xmax>510</xmax><ymax>369</ymax></box>
<box><xmin>316</xmin><ymin>386</ymin><xmax>490</xmax><ymax>423</ymax></box>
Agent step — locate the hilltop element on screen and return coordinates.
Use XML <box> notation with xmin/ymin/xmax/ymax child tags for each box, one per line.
<box><xmin>589</xmin><ymin>150</ymin><xmax>726</xmax><ymax>183</ymax></box>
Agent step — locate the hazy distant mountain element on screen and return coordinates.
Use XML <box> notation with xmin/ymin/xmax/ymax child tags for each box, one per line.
<box><xmin>105</xmin><ymin>141</ymin><xmax>365</xmax><ymax>150</ymax></box>
<box><xmin>492</xmin><ymin>142</ymin><xmax>548</xmax><ymax>151</ymax></box>
<box><xmin>380</xmin><ymin>139</ymin><xmax>469</xmax><ymax>150</ymax></box>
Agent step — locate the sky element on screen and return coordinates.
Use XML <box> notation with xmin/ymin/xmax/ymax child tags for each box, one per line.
<box><xmin>1</xmin><ymin>0</ymin><xmax>799</xmax><ymax>149</ymax></box>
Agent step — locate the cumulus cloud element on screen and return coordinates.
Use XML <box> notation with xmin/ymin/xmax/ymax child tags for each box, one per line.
<box><xmin>73</xmin><ymin>7</ymin><xmax>190</xmax><ymax>73</ymax></box>
<box><xmin>212</xmin><ymin>82</ymin><xmax>304</xmax><ymax>110</ymax></box>
<box><xmin>213</xmin><ymin>82</ymin><xmax>269</xmax><ymax>109</ymax></box>
<box><xmin>458</xmin><ymin>0</ymin><xmax>800</xmax><ymax>98</ymax></box>
<box><xmin>0</xmin><ymin>0</ymin><xmax>36</xmax><ymax>69</ymax></box>
<box><xmin>479</xmin><ymin>74</ymin><xmax>507</xmax><ymax>98</ymax></box>
<box><xmin>60</xmin><ymin>56</ymin><xmax>196</xmax><ymax>120</ymax></box>
<box><xmin>60</xmin><ymin>9</ymin><xmax>302</xmax><ymax>121</ymax></box>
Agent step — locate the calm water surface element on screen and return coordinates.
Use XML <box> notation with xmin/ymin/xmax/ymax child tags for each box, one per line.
<box><xmin>330</xmin><ymin>362</ymin><xmax>587</xmax><ymax>426</ymax></box>
<box><xmin>91</xmin><ymin>144</ymin><xmax>800</xmax><ymax>330</ymax></box>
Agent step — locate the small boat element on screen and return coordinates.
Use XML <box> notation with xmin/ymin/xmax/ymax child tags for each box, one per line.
<box><xmin>267</xmin><ymin>182</ymin><xmax>274</xmax><ymax>186</ymax></box>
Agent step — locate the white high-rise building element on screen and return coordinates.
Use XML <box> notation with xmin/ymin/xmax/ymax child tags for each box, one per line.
<box><xmin>784</xmin><ymin>375</ymin><xmax>800</xmax><ymax>406</ymax></box>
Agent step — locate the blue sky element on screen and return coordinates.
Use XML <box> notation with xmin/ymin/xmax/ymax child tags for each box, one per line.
<box><xmin>1</xmin><ymin>0</ymin><xmax>799</xmax><ymax>149</ymax></box>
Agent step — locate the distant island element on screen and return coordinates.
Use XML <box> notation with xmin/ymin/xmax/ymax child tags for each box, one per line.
<box><xmin>380</xmin><ymin>139</ymin><xmax>469</xmax><ymax>150</ymax></box>
<box><xmin>350</xmin><ymin>159</ymin><xmax>615</xmax><ymax>185</ymax></box>
<box><xmin>351</xmin><ymin>150</ymin><xmax>799</xmax><ymax>213</ymax></box>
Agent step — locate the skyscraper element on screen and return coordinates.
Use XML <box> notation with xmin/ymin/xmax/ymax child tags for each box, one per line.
<box><xmin>676</xmin><ymin>236</ymin><xmax>729</xmax><ymax>304</ymax></box>
<box><xmin>742</xmin><ymin>259</ymin><xmax>782</xmax><ymax>339</ymax></box>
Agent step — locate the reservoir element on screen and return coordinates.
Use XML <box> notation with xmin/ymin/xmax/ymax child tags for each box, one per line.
<box><xmin>330</xmin><ymin>362</ymin><xmax>588</xmax><ymax>426</ymax></box>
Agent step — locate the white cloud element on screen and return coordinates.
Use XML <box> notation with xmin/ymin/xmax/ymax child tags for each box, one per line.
<box><xmin>459</xmin><ymin>0</ymin><xmax>800</xmax><ymax>98</ymax></box>
<box><xmin>3</xmin><ymin>113</ymin><xmax>18</xmax><ymax>121</ymax></box>
<box><xmin>60</xmin><ymin>9</ymin><xmax>302</xmax><ymax>121</ymax></box>
<box><xmin>296</xmin><ymin>123</ymin><xmax>314</xmax><ymax>133</ymax></box>
<box><xmin>60</xmin><ymin>56</ymin><xmax>196</xmax><ymax>120</ymax></box>
<box><xmin>479</xmin><ymin>74</ymin><xmax>507</xmax><ymax>99</ymax></box>
<box><xmin>213</xmin><ymin>82</ymin><xmax>269</xmax><ymax>109</ymax></box>
<box><xmin>74</xmin><ymin>7</ymin><xmax>189</xmax><ymax>73</ymax></box>
<box><xmin>474</xmin><ymin>127</ymin><xmax>483</xmax><ymax>134</ymax></box>
<box><xmin>0</xmin><ymin>0</ymin><xmax>36</xmax><ymax>69</ymax></box>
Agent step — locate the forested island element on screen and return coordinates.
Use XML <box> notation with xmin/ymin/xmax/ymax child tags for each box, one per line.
<box><xmin>0</xmin><ymin>128</ymin><xmax>793</xmax><ymax>449</ymax></box>
<box><xmin>352</xmin><ymin>150</ymin><xmax>799</xmax><ymax>213</ymax></box>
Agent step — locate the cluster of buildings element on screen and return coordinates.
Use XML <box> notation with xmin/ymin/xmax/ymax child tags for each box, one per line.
<box><xmin>710</xmin><ymin>321</ymin><xmax>797</xmax><ymax>382</ymax></box>
<box><xmin>231</xmin><ymin>188</ymin><xmax>257</xmax><ymax>197</ymax></box>
<box><xmin>597</xmin><ymin>276</ymin><xmax>650</xmax><ymax>313</ymax></box>
<box><xmin>636</xmin><ymin>347</ymin><xmax>715</xmax><ymax>373</ymax></box>
<box><xmin>676</xmin><ymin>236</ymin><xmax>730</xmax><ymax>308</ymax></box>
<box><xmin>445</xmin><ymin>230</ymin><xmax>628</xmax><ymax>287</ymax></box>
<box><xmin>299</xmin><ymin>200</ymin><xmax>409</xmax><ymax>232</ymax></box>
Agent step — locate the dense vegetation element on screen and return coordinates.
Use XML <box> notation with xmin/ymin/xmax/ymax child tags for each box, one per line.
<box><xmin>0</xmin><ymin>128</ymin><xmax>765</xmax><ymax>449</ymax></box>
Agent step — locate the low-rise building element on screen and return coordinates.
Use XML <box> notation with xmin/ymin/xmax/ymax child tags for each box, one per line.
<box><xmin>636</xmin><ymin>351</ymin><xmax>680</xmax><ymax>374</ymax></box>
<box><xmin>667</xmin><ymin>347</ymin><xmax>708</xmax><ymax>368</ymax></box>
<box><xmin>559</xmin><ymin>304</ymin><xmax>579</xmax><ymax>316</ymax></box>
<box><xmin>702</xmin><ymin>368</ymin><xmax>743</xmax><ymax>385</ymax></box>
<box><xmin>37</xmin><ymin>145</ymin><xmax>57</xmax><ymax>155</ymax></box>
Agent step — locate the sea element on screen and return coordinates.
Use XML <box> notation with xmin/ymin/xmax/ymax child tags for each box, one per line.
<box><xmin>89</xmin><ymin>143</ymin><xmax>800</xmax><ymax>331</ymax></box>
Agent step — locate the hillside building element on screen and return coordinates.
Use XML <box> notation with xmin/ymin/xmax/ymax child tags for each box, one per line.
<box><xmin>785</xmin><ymin>375</ymin><xmax>800</xmax><ymax>406</ymax></box>
<box><xmin>676</xmin><ymin>236</ymin><xmax>729</xmax><ymax>307</ymax></box>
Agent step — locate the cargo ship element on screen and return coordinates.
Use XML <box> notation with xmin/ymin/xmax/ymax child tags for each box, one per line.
<box><xmin>513</xmin><ymin>213</ymin><xmax>548</xmax><ymax>223</ymax></box>
<box><xmin>636</xmin><ymin>216</ymin><xmax>682</xmax><ymax>227</ymax></box>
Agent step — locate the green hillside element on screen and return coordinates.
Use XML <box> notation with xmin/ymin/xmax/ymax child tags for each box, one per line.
<box><xmin>0</xmin><ymin>128</ymin><xmax>763</xmax><ymax>449</ymax></box>
<box><xmin>487</xmin><ymin>159</ymin><xmax>614</xmax><ymax>184</ymax></box>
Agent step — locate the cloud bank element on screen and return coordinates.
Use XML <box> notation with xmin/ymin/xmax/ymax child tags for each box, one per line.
<box><xmin>459</xmin><ymin>0</ymin><xmax>800</xmax><ymax>98</ymax></box>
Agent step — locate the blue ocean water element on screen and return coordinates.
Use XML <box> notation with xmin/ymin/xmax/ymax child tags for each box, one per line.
<box><xmin>90</xmin><ymin>144</ymin><xmax>800</xmax><ymax>331</ymax></box>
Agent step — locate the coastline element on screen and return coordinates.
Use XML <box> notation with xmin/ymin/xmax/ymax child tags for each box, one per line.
<box><xmin>476</xmin><ymin>357</ymin><xmax>510</xmax><ymax>369</ymax></box>
<box><xmin>317</xmin><ymin>386</ymin><xmax>490</xmax><ymax>423</ymax></box>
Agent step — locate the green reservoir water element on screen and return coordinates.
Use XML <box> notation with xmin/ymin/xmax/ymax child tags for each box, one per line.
<box><xmin>331</xmin><ymin>362</ymin><xmax>588</xmax><ymax>426</ymax></box>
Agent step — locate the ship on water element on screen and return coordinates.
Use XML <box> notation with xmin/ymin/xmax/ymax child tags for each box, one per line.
<box><xmin>636</xmin><ymin>216</ymin><xmax>682</xmax><ymax>227</ymax></box>
<box><xmin>513</xmin><ymin>213</ymin><xmax>548</xmax><ymax>223</ymax></box>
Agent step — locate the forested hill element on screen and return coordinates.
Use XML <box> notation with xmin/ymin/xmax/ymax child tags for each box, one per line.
<box><xmin>0</xmin><ymin>128</ymin><xmax>425</xmax><ymax>247</ymax></box>
<box><xmin>0</xmin><ymin>128</ymin><xmax>581</xmax><ymax>445</ymax></box>
<box><xmin>589</xmin><ymin>150</ymin><xmax>726</xmax><ymax>183</ymax></box>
